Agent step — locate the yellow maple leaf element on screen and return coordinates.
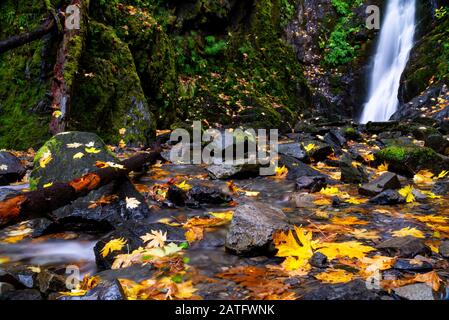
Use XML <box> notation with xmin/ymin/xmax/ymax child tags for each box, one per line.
<box><xmin>436</xmin><ymin>170</ymin><xmax>449</xmax><ymax>179</ymax></box>
<box><xmin>420</xmin><ymin>190</ymin><xmax>441</xmax><ymax>199</ymax></box>
<box><xmin>331</xmin><ymin>216</ymin><xmax>368</xmax><ymax>226</ymax></box>
<box><xmin>350</xmin><ymin>229</ymin><xmax>380</xmax><ymax>240</ymax></box>
<box><xmin>73</xmin><ymin>152</ymin><xmax>84</xmax><ymax>159</ymax></box>
<box><xmin>119</xmin><ymin>128</ymin><xmax>126</xmax><ymax>135</ymax></box>
<box><xmin>316</xmin><ymin>241</ymin><xmax>375</xmax><ymax>260</ymax></box>
<box><xmin>140</xmin><ymin>230</ymin><xmax>167</xmax><ymax>248</ymax></box>
<box><xmin>398</xmin><ymin>185</ymin><xmax>415</xmax><ymax>203</ymax></box>
<box><xmin>303</xmin><ymin>143</ymin><xmax>316</xmax><ymax>153</ymax></box>
<box><xmin>175</xmin><ymin>180</ymin><xmax>192</xmax><ymax>191</ymax></box>
<box><xmin>391</xmin><ymin>227</ymin><xmax>425</xmax><ymax>239</ymax></box>
<box><xmin>39</xmin><ymin>151</ymin><xmax>52</xmax><ymax>168</ymax></box>
<box><xmin>362</xmin><ymin>153</ymin><xmax>375</xmax><ymax>162</ymax></box>
<box><xmin>345</xmin><ymin>197</ymin><xmax>367</xmax><ymax>205</ymax></box>
<box><xmin>314</xmin><ymin>198</ymin><xmax>332</xmax><ymax>206</ymax></box>
<box><xmin>43</xmin><ymin>182</ymin><xmax>53</xmax><ymax>188</ymax></box>
<box><xmin>377</xmin><ymin>162</ymin><xmax>389</xmax><ymax>173</ymax></box>
<box><xmin>85</xmin><ymin>147</ymin><xmax>101</xmax><ymax>154</ymax></box>
<box><xmin>315</xmin><ymin>269</ymin><xmax>354</xmax><ymax>284</ymax></box>
<box><xmin>52</xmin><ymin>110</ymin><xmax>62</xmax><ymax>118</ymax></box>
<box><xmin>209</xmin><ymin>210</ymin><xmax>234</xmax><ymax>221</ymax></box>
<box><xmin>413</xmin><ymin>170</ymin><xmax>434</xmax><ymax>185</ymax></box>
<box><xmin>185</xmin><ymin>227</ymin><xmax>204</xmax><ymax>243</ymax></box>
<box><xmin>274</xmin><ymin>165</ymin><xmax>288</xmax><ymax>178</ymax></box>
<box><xmin>319</xmin><ymin>186</ymin><xmax>339</xmax><ymax>196</ymax></box>
<box><xmin>100</xmin><ymin>238</ymin><xmax>127</xmax><ymax>258</ymax></box>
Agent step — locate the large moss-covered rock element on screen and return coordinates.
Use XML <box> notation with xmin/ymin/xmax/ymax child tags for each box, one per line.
<box><xmin>70</xmin><ymin>22</ymin><xmax>156</xmax><ymax>147</ymax></box>
<box><xmin>29</xmin><ymin>132</ymin><xmax>150</xmax><ymax>230</ymax></box>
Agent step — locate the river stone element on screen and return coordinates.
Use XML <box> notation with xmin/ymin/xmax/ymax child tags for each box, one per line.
<box><xmin>393</xmin><ymin>258</ymin><xmax>433</xmax><ymax>272</ymax></box>
<box><xmin>278</xmin><ymin>142</ymin><xmax>307</xmax><ymax>161</ymax></box>
<box><xmin>94</xmin><ymin>222</ymin><xmax>186</xmax><ymax>270</ymax></box>
<box><xmin>377</xmin><ymin>236</ymin><xmax>431</xmax><ymax>258</ymax></box>
<box><xmin>296</xmin><ymin>176</ymin><xmax>327</xmax><ymax>193</ymax></box>
<box><xmin>359</xmin><ymin>172</ymin><xmax>401</xmax><ymax>196</ymax></box>
<box><xmin>440</xmin><ymin>241</ymin><xmax>449</xmax><ymax>259</ymax></box>
<box><xmin>0</xmin><ymin>151</ymin><xmax>26</xmax><ymax>186</ymax></box>
<box><xmin>309</xmin><ymin>252</ymin><xmax>328</xmax><ymax>268</ymax></box>
<box><xmin>393</xmin><ymin>283</ymin><xmax>435</xmax><ymax>300</ymax></box>
<box><xmin>369</xmin><ymin>190</ymin><xmax>406</xmax><ymax>205</ymax></box>
<box><xmin>432</xmin><ymin>179</ymin><xmax>449</xmax><ymax>196</ymax></box>
<box><xmin>324</xmin><ymin>129</ymin><xmax>347</xmax><ymax>154</ymax></box>
<box><xmin>0</xmin><ymin>288</ymin><xmax>43</xmax><ymax>300</ymax></box>
<box><xmin>279</xmin><ymin>154</ymin><xmax>331</xmax><ymax>181</ymax></box>
<box><xmin>340</xmin><ymin>154</ymin><xmax>368</xmax><ymax>184</ymax></box>
<box><xmin>29</xmin><ymin>132</ymin><xmax>150</xmax><ymax>230</ymax></box>
<box><xmin>302</xmin><ymin>279</ymin><xmax>382</xmax><ymax>300</ymax></box>
<box><xmin>207</xmin><ymin>162</ymin><xmax>261</xmax><ymax>179</ymax></box>
<box><xmin>301</xmin><ymin>140</ymin><xmax>333</xmax><ymax>161</ymax></box>
<box><xmin>225</xmin><ymin>202</ymin><xmax>290</xmax><ymax>255</ymax></box>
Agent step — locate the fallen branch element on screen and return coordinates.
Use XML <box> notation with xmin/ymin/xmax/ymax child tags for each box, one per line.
<box><xmin>0</xmin><ymin>17</ymin><xmax>56</xmax><ymax>54</ymax></box>
<box><xmin>0</xmin><ymin>150</ymin><xmax>161</xmax><ymax>227</ymax></box>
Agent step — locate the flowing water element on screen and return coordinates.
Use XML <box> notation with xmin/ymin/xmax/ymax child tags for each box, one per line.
<box><xmin>359</xmin><ymin>0</ymin><xmax>417</xmax><ymax>123</ymax></box>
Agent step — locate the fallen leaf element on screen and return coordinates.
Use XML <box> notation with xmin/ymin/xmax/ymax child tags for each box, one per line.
<box><xmin>316</xmin><ymin>241</ymin><xmax>375</xmax><ymax>260</ymax></box>
<box><xmin>413</xmin><ymin>170</ymin><xmax>434</xmax><ymax>185</ymax></box>
<box><xmin>73</xmin><ymin>152</ymin><xmax>84</xmax><ymax>159</ymax></box>
<box><xmin>315</xmin><ymin>269</ymin><xmax>354</xmax><ymax>284</ymax></box>
<box><xmin>398</xmin><ymin>185</ymin><xmax>415</xmax><ymax>203</ymax></box>
<box><xmin>100</xmin><ymin>238</ymin><xmax>127</xmax><ymax>258</ymax></box>
<box><xmin>319</xmin><ymin>186</ymin><xmax>339</xmax><ymax>196</ymax></box>
<box><xmin>125</xmin><ymin>197</ymin><xmax>141</xmax><ymax>209</ymax></box>
<box><xmin>331</xmin><ymin>216</ymin><xmax>368</xmax><ymax>226</ymax></box>
<box><xmin>39</xmin><ymin>151</ymin><xmax>52</xmax><ymax>168</ymax></box>
<box><xmin>141</xmin><ymin>230</ymin><xmax>167</xmax><ymax>248</ymax></box>
<box><xmin>85</xmin><ymin>147</ymin><xmax>101</xmax><ymax>154</ymax></box>
<box><xmin>391</xmin><ymin>227</ymin><xmax>425</xmax><ymax>239</ymax></box>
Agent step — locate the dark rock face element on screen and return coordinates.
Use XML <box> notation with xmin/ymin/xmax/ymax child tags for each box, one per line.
<box><xmin>324</xmin><ymin>129</ymin><xmax>347</xmax><ymax>154</ymax></box>
<box><xmin>440</xmin><ymin>240</ymin><xmax>449</xmax><ymax>259</ymax></box>
<box><xmin>302</xmin><ymin>279</ymin><xmax>383</xmax><ymax>300</ymax></box>
<box><xmin>29</xmin><ymin>132</ymin><xmax>150</xmax><ymax>230</ymax></box>
<box><xmin>187</xmin><ymin>186</ymin><xmax>232</xmax><ymax>205</ymax></box>
<box><xmin>340</xmin><ymin>155</ymin><xmax>368</xmax><ymax>184</ymax></box>
<box><xmin>309</xmin><ymin>252</ymin><xmax>328</xmax><ymax>268</ymax></box>
<box><xmin>225</xmin><ymin>202</ymin><xmax>290</xmax><ymax>256</ymax></box>
<box><xmin>207</xmin><ymin>162</ymin><xmax>261</xmax><ymax>180</ymax></box>
<box><xmin>278</xmin><ymin>142</ymin><xmax>307</xmax><ymax>161</ymax></box>
<box><xmin>302</xmin><ymin>140</ymin><xmax>333</xmax><ymax>161</ymax></box>
<box><xmin>296</xmin><ymin>176</ymin><xmax>327</xmax><ymax>193</ymax></box>
<box><xmin>432</xmin><ymin>179</ymin><xmax>449</xmax><ymax>196</ymax></box>
<box><xmin>0</xmin><ymin>151</ymin><xmax>26</xmax><ymax>185</ymax></box>
<box><xmin>0</xmin><ymin>288</ymin><xmax>43</xmax><ymax>300</ymax></box>
<box><xmin>393</xmin><ymin>258</ymin><xmax>433</xmax><ymax>272</ymax></box>
<box><xmin>94</xmin><ymin>222</ymin><xmax>186</xmax><ymax>270</ymax></box>
<box><xmin>359</xmin><ymin>172</ymin><xmax>401</xmax><ymax>196</ymax></box>
<box><xmin>393</xmin><ymin>283</ymin><xmax>435</xmax><ymax>300</ymax></box>
<box><xmin>369</xmin><ymin>190</ymin><xmax>406</xmax><ymax>205</ymax></box>
<box><xmin>0</xmin><ymin>266</ymin><xmax>66</xmax><ymax>294</ymax></box>
<box><xmin>377</xmin><ymin>236</ymin><xmax>431</xmax><ymax>258</ymax></box>
<box><xmin>279</xmin><ymin>154</ymin><xmax>331</xmax><ymax>182</ymax></box>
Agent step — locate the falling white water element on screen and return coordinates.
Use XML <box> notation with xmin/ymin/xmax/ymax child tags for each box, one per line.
<box><xmin>359</xmin><ymin>0</ymin><xmax>417</xmax><ymax>123</ymax></box>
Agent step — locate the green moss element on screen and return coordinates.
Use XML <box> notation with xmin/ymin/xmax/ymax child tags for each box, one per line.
<box><xmin>376</xmin><ymin>145</ymin><xmax>439</xmax><ymax>165</ymax></box>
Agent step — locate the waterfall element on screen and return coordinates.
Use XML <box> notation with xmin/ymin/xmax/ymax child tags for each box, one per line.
<box><xmin>359</xmin><ymin>0</ymin><xmax>417</xmax><ymax>123</ymax></box>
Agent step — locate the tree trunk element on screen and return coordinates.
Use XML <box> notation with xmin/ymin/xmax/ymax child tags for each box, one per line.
<box><xmin>0</xmin><ymin>150</ymin><xmax>160</xmax><ymax>227</ymax></box>
<box><xmin>50</xmin><ymin>0</ymin><xmax>90</xmax><ymax>134</ymax></box>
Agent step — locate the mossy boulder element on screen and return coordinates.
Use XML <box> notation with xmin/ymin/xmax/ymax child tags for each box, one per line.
<box><xmin>30</xmin><ymin>132</ymin><xmax>150</xmax><ymax>230</ymax></box>
<box><xmin>375</xmin><ymin>144</ymin><xmax>449</xmax><ymax>176</ymax></box>
<box><xmin>70</xmin><ymin>22</ymin><xmax>156</xmax><ymax>147</ymax></box>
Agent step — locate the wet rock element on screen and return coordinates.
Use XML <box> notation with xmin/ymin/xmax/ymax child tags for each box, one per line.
<box><xmin>225</xmin><ymin>202</ymin><xmax>290</xmax><ymax>256</ymax></box>
<box><xmin>340</xmin><ymin>154</ymin><xmax>368</xmax><ymax>184</ymax></box>
<box><xmin>393</xmin><ymin>283</ymin><xmax>435</xmax><ymax>300</ymax></box>
<box><xmin>207</xmin><ymin>161</ymin><xmax>260</xmax><ymax>180</ymax></box>
<box><xmin>302</xmin><ymin>279</ymin><xmax>382</xmax><ymax>300</ymax></box>
<box><xmin>0</xmin><ymin>218</ymin><xmax>53</xmax><ymax>240</ymax></box>
<box><xmin>309</xmin><ymin>252</ymin><xmax>328</xmax><ymax>268</ymax></box>
<box><xmin>166</xmin><ymin>185</ymin><xmax>187</xmax><ymax>206</ymax></box>
<box><xmin>290</xmin><ymin>192</ymin><xmax>316</xmax><ymax>208</ymax></box>
<box><xmin>0</xmin><ymin>265</ymin><xmax>37</xmax><ymax>288</ymax></box>
<box><xmin>324</xmin><ymin>129</ymin><xmax>347</xmax><ymax>154</ymax></box>
<box><xmin>0</xmin><ymin>187</ymin><xmax>20</xmax><ymax>201</ymax></box>
<box><xmin>58</xmin><ymin>280</ymin><xmax>125</xmax><ymax>300</ymax></box>
<box><xmin>187</xmin><ymin>185</ymin><xmax>232</xmax><ymax>205</ymax></box>
<box><xmin>302</xmin><ymin>140</ymin><xmax>333</xmax><ymax>161</ymax></box>
<box><xmin>29</xmin><ymin>132</ymin><xmax>150</xmax><ymax>230</ymax></box>
<box><xmin>94</xmin><ymin>221</ymin><xmax>186</xmax><ymax>270</ymax></box>
<box><xmin>278</xmin><ymin>142</ymin><xmax>307</xmax><ymax>161</ymax></box>
<box><xmin>425</xmin><ymin>134</ymin><xmax>449</xmax><ymax>155</ymax></box>
<box><xmin>296</xmin><ymin>176</ymin><xmax>327</xmax><ymax>193</ymax></box>
<box><xmin>0</xmin><ymin>151</ymin><xmax>26</xmax><ymax>185</ymax></box>
<box><xmin>0</xmin><ymin>282</ymin><xmax>14</xmax><ymax>295</ymax></box>
<box><xmin>377</xmin><ymin>236</ymin><xmax>431</xmax><ymax>258</ymax></box>
<box><xmin>0</xmin><ymin>288</ymin><xmax>43</xmax><ymax>300</ymax></box>
<box><xmin>369</xmin><ymin>190</ymin><xmax>406</xmax><ymax>205</ymax></box>
<box><xmin>432</xmin><ymin>179</ymin><xmax>449</xmax><ymax>196</ymax></box>
<box><xmin>279</xmin><ymin>154</ymin><xmax>331</xmax><ymax>181</ymax></box>
<box><xmin>393</xmin><ymin>259</ymin><xmax>433</xmax><ymax>272</ymax></box>
<box><xmin>439</xmin><ymin>241</ymin><xmax>449</xmax><ymax>259</ymax></box>
<box><xmin>358</xmin><ymin>172</ymin><xmax>401</xmax><ymax>196</ymax></box>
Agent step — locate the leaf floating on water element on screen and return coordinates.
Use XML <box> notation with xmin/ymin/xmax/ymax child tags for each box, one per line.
<box><xmin>391</xmin><ymin>227</ymin><xmax>425</xmax><ymax>239</ymax></box>
<box><xmin>175</xmin><ymin>180</ymin><xmax>192</xmax><ymax>191</ymax></box>
<box><xmin>331</xmin><ymin>216</ymin><xmax>368</xmax><ymax>226</ymax></box>
<box><xmin>274</xmin><ymin>165</ymin><xmax>288</xmax><ymax>178</ymax></box>
<box><xmin>315</xmin><ymin>269</ymin><xmax>354</xmax><ymax>284</ymax></box>
<box><xmin>85</xmin><ymin>147</ymin><xmax>101</xmax><ymax>154</ymax></box>
<box><xmin>100</xmin><ymin>238</ymin><xmax>127</xmax><ymax>258</ymax></box>
<box><xmin>319</xmin><ymin>186</ymin><xmax>339</xmax><ymax>196</ymax></box>
<box><xmin>350</xmin><ymin>229</ymin><xmax>380</xmax><ymax>240</ymax></box>
<box><xmin>316</xmin><ymin>241</ymin><xmax>375</xmax><ymax>260</ymax></box>
<box><xmin>413</xmin><ymin>170</ymin><xmax>434</xmax><ymax>185</ymax></box>
<box><xmin>73</xmin><ymin>152</ymin><xmax>84</xmax><ymax>159</ymax></box>
<box><xmin>209</xmin><ymin>210</ymin><xmax>234</xmax><ymax>221</ymax></box>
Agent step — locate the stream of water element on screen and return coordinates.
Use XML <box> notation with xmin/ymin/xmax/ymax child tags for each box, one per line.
<box><xmin>360</xmin><ymin>0</ymin><xmax>417</xmax><ymax>123</ymax></box>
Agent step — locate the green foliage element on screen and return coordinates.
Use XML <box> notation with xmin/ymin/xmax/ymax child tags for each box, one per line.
<box><xmin>435</xmin><ymin>6</ymin><xmax>448</xmax><ymax>20</ymax></box>
<box><xmin>204</xmin><ymin>36</ymin><xmax>227</xmax><ymax>56</ymax></box>
<box><xmin>280</xmin><ymin>0</ymin><xmax>296</xmax><ymax>27</ymax></box>
<box><xmin>323</xmin><ymin>0</ymin><xmax>363</xmax><ymax>66</ymax></box>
